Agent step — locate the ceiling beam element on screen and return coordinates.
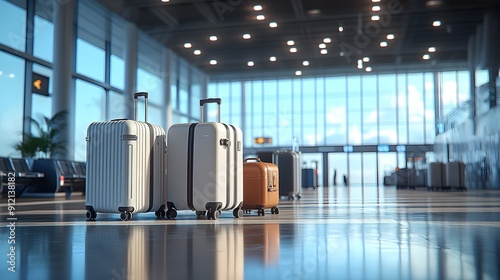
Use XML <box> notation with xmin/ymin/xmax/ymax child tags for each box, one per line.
<box><xmin>149</xmin><ymin>7</ymin><xmax>179</xmax><ymax>27</ymax></box>
<box><xmin>290</xmin><ymin>0</ymin><xmax>305</xmax><ymax>19</ymax></box>
<box><xmin>193</xmin><ymin>1</ymin><xmax>219</xmax><ymax>24</ymax></box>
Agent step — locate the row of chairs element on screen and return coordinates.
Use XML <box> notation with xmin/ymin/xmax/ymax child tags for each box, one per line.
<box><xmin>0</xmin><ymin>157</ymin><xmax>86</xmax><ymax>197</ymax></box>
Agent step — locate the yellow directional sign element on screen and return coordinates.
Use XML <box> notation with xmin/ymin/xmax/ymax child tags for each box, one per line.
<box><xmin>32</xmin><ymin>73</ymin><xmax>49</xmax><ymax>96</ymax></box>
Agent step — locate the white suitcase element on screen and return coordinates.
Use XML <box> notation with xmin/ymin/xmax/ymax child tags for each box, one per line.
<box><xmin>166</xmin><ymin>98</ymin><xmax>243</xmax><ymax>220</ymax></box>
<box><xmin>427</xmin><ymin>162</ymin><xmax>445</xmax><ymax>191</ymax></box>
<box><xmin>445</xmin><ymin>162</ymin><xmax>466</xmax><ymax>191</ymax></box>
<box><xmin>85</xmin><ymin>92</ymin><xmax>167</xmax><ymax>221</ymax></box>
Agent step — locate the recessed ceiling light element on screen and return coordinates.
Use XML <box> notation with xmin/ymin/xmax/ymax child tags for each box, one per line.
<box><xmin>372</xmin><ymin>6</ymin><xmax>381</xmax><ymax>11</ymax></box>
<box><xmin>363</xmin><ymin>57</ymin><xmax>370</xmax><ymax>62</ymax></box>
<box><xmin>319</xmin><ymin>43</ymin><xmax>327</xmax><ymax>49</ymax></box>
<box><xmin>247</xmin><ymin>61</ymin><xmax>255</xmax><ymax>67</ymax></box>
<box><xmin>194</xmin><ymin>50</ymin><xmax>201</xmax><ymax>55</ymax></box>
<box><xmin>269</xmin><ymin>22</ymin><xmax>278</xmax><ymax>28</ymax></box>
<box><xmin>256</xmin><ymin>15</ymin><xmax>265</xmax><ymax>20</ymax></box>
<box><xmin>320</xmin><ymin>49</ymin><xmax>328</xmax><ymax>54</ymax></box>
<box><xmin>307</xmin><ymin>9</ymin><xmax>321</xmax><ymax>15</ymax></box>
<box><xmin>210</xmin><ymin>59</ymin><xmax>217</xmax><ymax>65</ymax></box>
<box><xmin>209</xmin><ymin>35</ymin><xmax>218</xmax><ymax>41</ymax></box>
<box><xmin>426</xmin><ymin>0</ymin><xmax>442</xmax><ymax>7</ymax></box>
<box><xmin>357</xmin><ymin>63</ymin><xmax>363</xmax><ymax>69</ymax></box>
<box><xmin>161</xmin><ymin>0</ymin><xmax>170</xmax><ymax>2</ymax></box>
<box><xmin>295</xmin><ymin>70</ymin><xmax>302</xmax><ymax>76</ymax></box>
<box><xmin>184</xmin><ymin>42</ymin><xmax>192</xmax><ymax>48</ymax></box>
<box><xmin>372</xmin><ymin>0</ymin><xmax>380</xmax><ymax>2</ymax></box>
<box><xmin>290</xmin><ymin>47</ymin><xmax>297</xmax><ymax>53</ymax></box>
<box><xmin>432</xmin><ymin>20</ymin><xmax>441</xmax><ymax>27</ymax></box>
<box><xmin>380</xmin><ymin>41</ymin><xmax>388</xmax><ymax>47</ymax></box>
<box><xmin>270</xmin><ymin>56</ymin><xmax>277</xmax><ymax>62</ymax></box>
<box><xmin>254</xmin><ymin>5</ymin><xmax>262</xmax><ymax>11</ymax></box>
<box><xmin>366</xmin><ymin>67</ymin><xmax>372</xmax><ymax>72</ymax></box>
<box><xmin>323</xmin><ymin>38</ymin><xmax>332</xmax><ymax>43</ymax></box>
<box><xmin>303</xmin><ymin>61</ymin><xmax>310</xmax><ymax>66</ymax></box>
<box><xmin>387</xmin><ymin>34</ymin><xmax>395</xmax><ymax>40</ymax></box>
<box><xmin>339</xmin><ymin>26</ymin><xmax>344</xmax><ymax>32</ymax></box>
<box><xmin>428</xmin><ymin>47</ymin><xmax>436</xmax><ymax>52</ymax></box>
<box><xmin>371</xmin><ymin>15</ymin><xmax>380</xmax><ymax>21</ymax></box>
<box><xmin>243</xmin><ymin>34</ymin><xmax>251</xmax><ymax>39</ymax></box>
<box><xmin>287</xmin><ymin>40</ymin><xmax>295</xmax><ymax>46</ymax></box>
<box><xmin>340</xmin><ymin>52</ymin><xmax>345</xmax><ymax>56</ymax></box>
<box><xmin>423</xmin><ymin>54</ymin><xmax>430</xmax><ymax>60</ymax></box>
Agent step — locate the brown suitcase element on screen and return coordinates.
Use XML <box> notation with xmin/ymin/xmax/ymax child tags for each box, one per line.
<box><xmin>243</xmin><ymin>158</ymin><xmax>279</xmax><ymax>216</ymax></box>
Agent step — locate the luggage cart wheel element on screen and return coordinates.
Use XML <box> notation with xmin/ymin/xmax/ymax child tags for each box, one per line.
<box><xmin>155</xmin><ymin>209</ymin><xmax>166</xmax><ymax>219</ymax></box>
<box><xmin>258</xmin><ymin>209</ymin><xmax>265</xmax><ymax>216</ymax></box>
<box><xmin>214</xmin><ymin>210</ymin><xmax>221</xmax><ymax>220</ymax></box>
<box><xmin>233</xmin><ymin>208</ymin><xmax>243</xmax><ymax>218</ymax></box>
<box><xmin>166</xmin><ymin>209</ymin><xmax>177</xmax><ymax>219</ymax></box>
<box><xmin>296</xmin><ymin>194</ymin><xmax>302</xmax><ymax>199</ymax></box>
<box><xmin>196</xmin><ymin>211</ymin><xmax>206</xmax><ymax>217</ymax></box>
<box><xmin>86</xmin><ymin>210</ymin><xmax>97</xmax><ymax>221</ymax></box>
<box><xmin>271</xmin><ymin>207</ymin><xmax>279</xmax><ymax>214</ymax></box>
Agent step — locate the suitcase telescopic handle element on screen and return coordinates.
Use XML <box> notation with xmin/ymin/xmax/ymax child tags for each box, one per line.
<box><xmin>244</xmin><ymin>158</ymin><xmax>261</xmax><ymax>162</ymax></box>
<box><xmin>200</xmin><ymin>98</ymin><xmax>221</xmax><ymax>122</ymax></box>
<box><xmin>133</xmin><ymin>92</ymin><xmax>148</xmax><ymax>122</ymax></box>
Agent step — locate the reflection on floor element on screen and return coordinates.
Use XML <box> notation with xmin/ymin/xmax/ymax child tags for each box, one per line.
<box><xmin>1</xmin><ymin>185</ymin><xmax>500</xmax><ymax>280</ymax></box>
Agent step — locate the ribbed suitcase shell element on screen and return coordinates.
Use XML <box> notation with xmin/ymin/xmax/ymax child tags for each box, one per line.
<box><xmin>445</xmin><ymin>162</ymin><xmax>466</xmax><ymax>190</ymax></box>
<box><xmin>85</xmin><ymin>119</ymin><xmax>166</xmax><ymax>219</ymax></box>
<box><xmin>166</xmin><ymin>122</ymin><xmax>243</xmax><ymax>218</ymax></box>
<box><xmin>427</xmin><ymin>162</ymin><xmax>446</xmax><ymax>190</ymax></box>
<box><xmin>242</xmin><ymin>159</ymin><xmax>279</xmax><ymax>214</ymax></box>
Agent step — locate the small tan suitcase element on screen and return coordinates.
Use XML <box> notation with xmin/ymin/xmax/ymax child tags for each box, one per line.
<box><xmin>242</xmin><ymin>158</ymin><xmax>279</xmax><ymax>216</ymax></box>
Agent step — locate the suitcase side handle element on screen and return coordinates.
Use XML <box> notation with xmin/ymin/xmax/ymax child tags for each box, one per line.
<box><xmin>244</xmin><ymin>158</ymin><xmax>261</xmax><ymax>162</ymax></box>
<box><xmin>200</xmin><ymin>98</ymin><xmax>221</xmax><ymax>122</ymax></box>
<box><xmin>133</xmin><ymin>92</ymin><xmax>148</xmax><ymax>122</ymax></box>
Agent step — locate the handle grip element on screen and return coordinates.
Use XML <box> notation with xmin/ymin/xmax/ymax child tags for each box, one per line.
<box><xmin>244</xmin><ymin>158</ymin><xmax>261</xmax><ymax>162</ymax></box>
<box><xmin>200</xmin><ymin>98</ymin><xmax>221</xmax><ymax>122</ymax></box>
<box><xmin>134</xmin><ymin>92</ymin><xmax>148</xmax><ymax>122</ymax></box>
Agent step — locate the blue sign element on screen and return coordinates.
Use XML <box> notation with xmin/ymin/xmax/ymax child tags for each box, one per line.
<box><xmin>396</xmin><ymin>145</ymin><xmax>406</xmax><ymax>152</ymax></box>
<box><xmin>343</xmin><ymin>145</ymin><xmax>353</xmax><ymax>152</ymax></box>
<box><xmin>377</xmin><ymin>145</ymin><xmax>390</xmax><ymax>152</ymax></box>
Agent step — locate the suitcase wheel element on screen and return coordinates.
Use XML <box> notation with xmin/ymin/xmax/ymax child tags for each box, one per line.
<box><xmin>166</xmin><ymin>209</ymin><xmax>177</xmax><ymax>219</ymax></box>
<box><xmin>207</xmin><ymin>210</ymin><xmax>221</xmax><ymax>220</ymax></box>
<box><xmin>271</xmin><ymin>207</ymin><xmax>279</xmax><ymax>215</ymax></box>
<box><xmin>155</xmin><ymin>209</ymin><xmax>166</xmax><ymax>219</ymax></box>
<box><xmin>233</xmin><ymin>208</ymin><xmax>243</xmax><ymax>218</ymax></box>
<box><xmin>257</xmin><ymin>208</ymin><xmax>265</xmax><ymax>217</ymax></box>
<box><xmin>86</xmin><ymin>210</ymin><xmax>97</xmax><ymax>221</ymax></box>
<box><xmin>120</xmin><ymin>211</ymin><xmax>132</xmax><ymax>221</ymax></box>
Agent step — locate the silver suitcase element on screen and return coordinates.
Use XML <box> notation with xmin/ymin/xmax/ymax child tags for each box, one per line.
<box><xmin>166</xmin><ymin>98</ymin><xmax>243</xmax><ymax>220</ymax></box>
<box><xmin>445</xmin><ymin>162</ymin><xmax>466</xmax><ymax>191</ymax></box>
<box><xmin>85</xmin><ymin>92</ymin><xmax>167</xmax><ymax>221</ymax></box>
<box><xmin>427</xmin><ymin>162</ymin><xmax>445</xmax><ymax>191</ymax></box>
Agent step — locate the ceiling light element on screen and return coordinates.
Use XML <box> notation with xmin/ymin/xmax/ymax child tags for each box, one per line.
<box><xmin>380</xmin><ymin>41</ymin><xmax>388</xmax><ymax>47</ymax></box>
<box><xmin>194</xmin><ymin>50</ymin><xmax>201</xmax><ymax>55</ymax></box>
<box><xmin>287</xmin><ymin>40</ymin><xmax>295</xmax><ymax>46</ymax></box>
<box><xmin>184</xmin><ymin>43</ymin><xmax>192</xmax><ymax>48</ymax></box>
<box><xmin>358</xmin><ymin>59</ymin><xmax>363</xmax><ymax>65</ymax></box>
<box><xmin>371</xmin><ymin>15</ymin><xmax>380</xmax><ymax>21</ymax></box>
<box><xmin>210</xmin><ymin>59</ymin><xmax>217</xmax><ymax>65</ymax></box>
<box><xmin>372</xmin><ymin>0</ymin><xmax>380</xmax><ymax>2</ymax></box>
<box><xmin>269</xmin><ymin>22</ymin><xmax>278</xmax><ymax>28</ymax></box>
<box><xmin>387</xmin><ymin>34</ymin><xmax>395</xmax><ymax>40</ymax></box>
<box><xmin>270</xmin><ymin>56</ymin><xmax>277</xmax><ymax>62</ymax></box>
<box><xmin>256</xmin><ymin>15</ymin><xmax>265</xmax><ymax>20</ymax></box>
<box><xmin>247</xmin><ymin>61</ymin><xmax>254</xmax><ymax>67</ymax></box>
<box><xmin>254</xmin><ymin>4</ymin><xmax>262</xmax><ymax>11</ymax></box>
<box><xmin>323</xmin><ymin>38</ymin><xmax>332</xmax><ymax>43</ymax></box>
<box><xmin>295</xmin><ymin>70</ymin><xmax>302</xmax><ymax>76</ymax></box>
<box><xmin>340</xmin><ymin>52</ymin><xmax>345</xmax><ymax>56</ymax></box>
<box><xmin>432</xmin><ymin>20</ymin><xmax>441</xmax><ymax>27</ymax></box>
<box><xmin>357</xmin><ymin>64</ymin><xmax>363</xmax><ymax>69</ymax></box>
<box><xmin>372</xmin><ymin>6</ymin><xmax>381</xmax><ymax>11</ymax></box>
<box><xmin>320</xmin><ymin>49</ymin><xmax>328</xmax><ymax>55</ymax></box>
<box><xmin>428</xmin><ymin>47</ymin><xmax>436</xmax><ymax>52</ymax></box>
<box><xmin>290</xmin><ymin>47</ymin><xmax>297</xmax><ymax>53</ymax></box>
<box><xmin>303</xmin><ymin>61</ymin><xmax>310</xmax><ymax>66</ymax></box>
<box><xmin>339</xmin><ymin>26</ymin><xmax>344</xmax><ymax>32</ymax></box>
<box><xmin>161</xmin><ymin>0</ymin><xmax>170</xmax><ymax>2</ymax></box>
<box><xmin>243</xmin><ymin>34</ymin><xmax>251</xmax><ymax>39</ymax></box>
<box><xmin>366</xmin><ymin>67</ymin><xmax>372</xmax><ymax>72</ymax></box>
<box><xmin>363</xmin><ymin>57</ymin><xmax>370</xmax><ymax>62</ymax></box>
<box><xmin>426</xmin><ymin>0</ymin><xmax>442</xmax><ymax>7</ymax></box>
<box><xmin>319</xmin><ymin>43</ymin><xmax>327</xmax><ymax>49</ymax></box>
<box><xmin>423</xmin><ymin>54</ymin><xmax>430</xmax><ymax>60</ymax></box>
<box><xmin>209</xmin><ymin>35</ymin><xmax>217</xmax><ymax>41</ymax></box>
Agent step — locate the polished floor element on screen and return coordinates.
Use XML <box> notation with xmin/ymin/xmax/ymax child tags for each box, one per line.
<box><xmin>1</xmin><ymin>185</ymin><xmax>500</xmax><ymax>280</ymax></box>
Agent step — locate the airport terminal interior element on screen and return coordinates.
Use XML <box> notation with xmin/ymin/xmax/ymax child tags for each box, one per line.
<box><xmin>1</xmin><ymin>0</ymin><xmax>500</xmax><ymax>279</ymax></box>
